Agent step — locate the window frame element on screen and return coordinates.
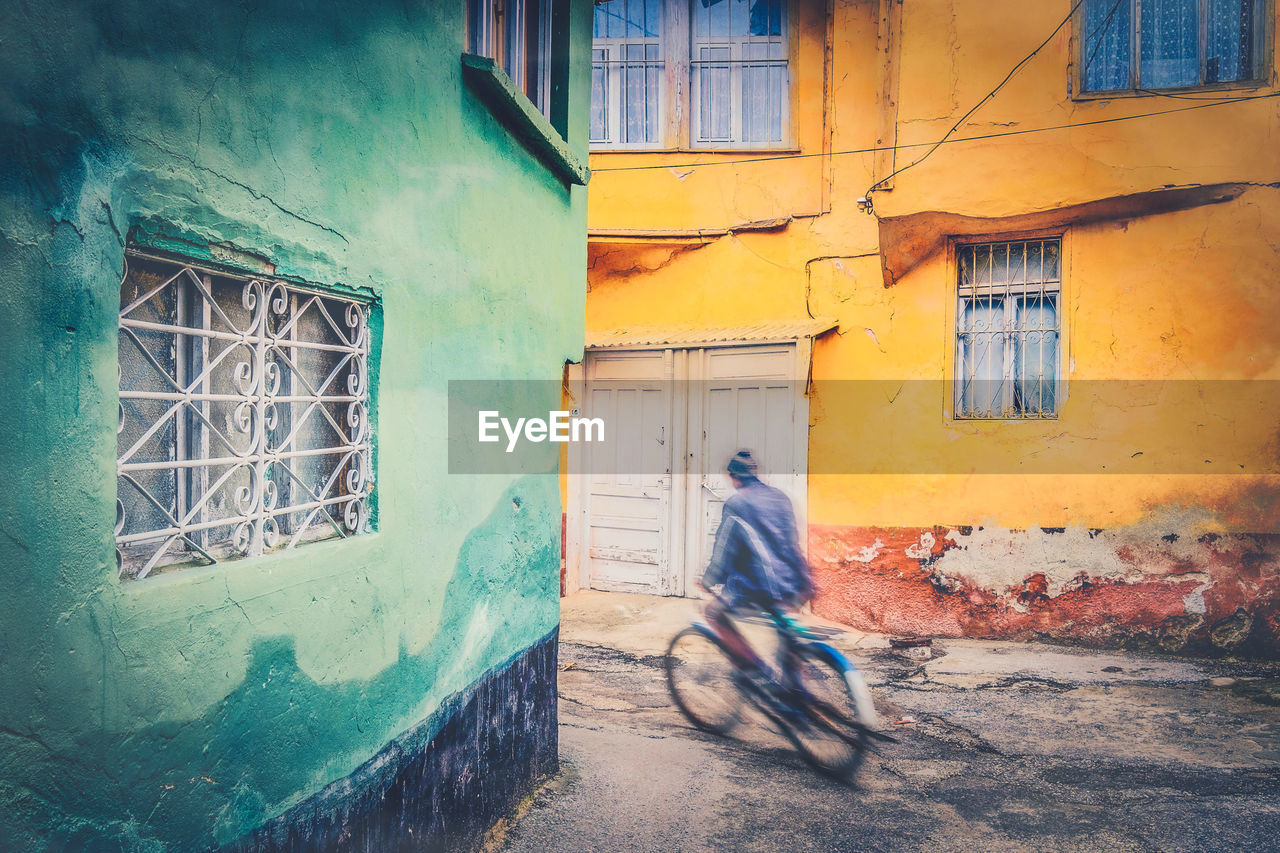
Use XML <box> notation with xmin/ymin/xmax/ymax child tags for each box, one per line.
<box><xmin>116</xmin><ymin>250</ymin><xmax>375</xmax><ymax>580</ymax></box>
<box><xmin>946</xmin><ymin>233</ymin><xmax>1067</xmax><ymax>423</ymax></box>
<box><xmin>1072</xmin><ymin>0</ymin><xmax>1275</xmax><ymax>98</ymax></box>
<box><xmin>590</xmin><ymin>0</ymin><xmax>799</xmax><ymax>152</ymax></box>
<box><xmin>590</xmin><ymin>6</ymin><xmax>666</xmax><ymax>149</ymax></box>
<box><xmin>470</xmin><ymin>0</ymin><xmax>558</xmax><ymax>119</ymax></box>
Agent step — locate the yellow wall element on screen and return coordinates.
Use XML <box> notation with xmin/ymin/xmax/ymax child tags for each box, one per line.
<box><xmin>584</xmin><ymin>0</ymin><xmax>1280</xmax><ymax>650</ymax></box>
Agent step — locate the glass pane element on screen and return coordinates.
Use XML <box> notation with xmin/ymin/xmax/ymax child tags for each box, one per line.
<box><xmin>1043</xmin><ymin>240</ymin><xmax>1060</xmax><ymax>281</ymax></box>
<box><xmin>973</xmin><ymin>245</ymin><xmax>991</xmax><ymax>285</ymax></box>
<box><xmin>1083</xmin><ymin>0</ymin><xmax>1132</xmax><ymax>91</ymax></box>
<box><xmin>741</xmin><ymin>42</ymin><xmax>784</xmax><ymax>143</ymax></box>
<box><xmin>694</xmin><ymin>0</ymin><xmax>781</xmax><ymax>37</ymax></box>
<box><xmin>621</xmin><ymin>43</ymin><xmax>656</xmax><ymax>143</ymax></box>
<box><xmin>1206</xmin><ymin>0</ymin><xmax>1255</xmax><ymax>83</ymax></box>
<box><xmin>1140</xmin><ymin>0</ymin><xmax>1199</xmax><ymax>88</ymax></box>
<box><xmin>698</xmin><ymin>45</ymin><xmax>732</xmax><ymax>141</ymax></box>
<box><xmin>750</xmin><ymin>0</ymin><xmax>783</xmax><ymax>36</ymax></box>
<box><xmin>706</xmin><ymin>0</ymin><xmax>729</xmax><ymax>37</ymax></box>
<box><xmin>645</xmin><ymin>43</ymin><xmax>661</xmax><ymax>143</ymax></box>
<box><xmin>1014</xmin><ymin>296</ymin><xmax>1059</xmax><ymax>415</ymax></box>
<box><xmin>118</xmin><ymin>260</ymin><xmax>181</xmax><ymax>552</ymax></box>
<box><xmin>469</xmin><ymin>0</ymin><xmax>491</xmax><ymax>54</ymax></box>
<box><xmin>596</xmin><ymin>0</ymin><xmax>615</xmax><ymax>38</ymax></box>
<box><xmin>524</xmin><ymin>0</ymin><xmax>548</xmax><ymax>114</ymax></box>
<box><xmin>590</xmin><ymin>49</ymin><xmax>608</xmax><ymax>142</ymax></box>
<box><xmin>594</xmin><ymin>1</ymin><xmax>663</xmax><ymax>146</ymax></box>
<box><xmin>958</xmin><ymin>300</ymin><xmax>1006</xmax><ymax>418</ymax></box>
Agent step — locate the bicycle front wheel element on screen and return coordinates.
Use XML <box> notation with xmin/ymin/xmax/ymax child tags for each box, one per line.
<box><xmin>665</xmin><ymin>627</ymin><xmax>745</xmax><ymax>736</ymax></box>
<box><xmin>783</xmin><ymin>646</ymin><xmax>868</xmax><ymax>781</ymax></box>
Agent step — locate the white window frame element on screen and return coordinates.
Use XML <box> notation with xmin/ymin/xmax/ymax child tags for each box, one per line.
<box><xmin>590</xmin><ymin>0</ymin><xmax>793</xmax><ymax>151</ymax></box>
<box><xmin>591</xmin><ymin>27</ymin><xmax>664</xmax><ymax>147</ymax></box>
<box><xmin>689</xmin><ymin>8</ymin><xmax>789</xmax><ymax>147</ymax></box>
<box><xmin>116</xmin><ymin>252</ymin><xmax>374</xmax><ymax>579</ymax></box>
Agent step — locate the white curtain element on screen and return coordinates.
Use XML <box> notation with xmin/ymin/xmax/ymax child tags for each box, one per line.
<box><xmin>1140</xmin><ymin>0</ymin><xmax>1199</xmax><ymax>88</ymax></box>
<box><xmin>1206</xmin><ymin>0</ymin><xmax>1255</xmax><ymax>82</ymax></box>
<box><xmin>1083</xmin><ymin>0</ymin><xmax>1132</xmax><ymax>91</ymax></box>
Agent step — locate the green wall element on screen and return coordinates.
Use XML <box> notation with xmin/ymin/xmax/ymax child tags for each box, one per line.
<box><xmin>0</xmin><ymin>0</ymin><xmax>589</xmax><ymax>848</ymax></box>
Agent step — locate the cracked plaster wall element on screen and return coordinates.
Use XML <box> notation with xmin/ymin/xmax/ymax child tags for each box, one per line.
<box><xmin>582</xmin><ymin>0</ymin><xmax>1280</xmax><ymax>653</ymax></box>
<box><xmin>0</xmin><ymin>0</ymin><xmax>591</xmax><ymax>848</ymax></box>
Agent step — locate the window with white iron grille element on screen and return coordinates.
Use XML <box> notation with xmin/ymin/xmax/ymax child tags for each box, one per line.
<box><xmin>590</xmin><ymin>0</ymin><xmax>789</xmax><ymax>149</ymax></box>
<box><xmin>116</xmin><ymin>253</ymin><xmax>374</xmax><ymax>579</ymax></box>
<box><xmin>955</xmin><ymin>239</ymin><xmax>1061</xmax><ymax>420</ymax></box>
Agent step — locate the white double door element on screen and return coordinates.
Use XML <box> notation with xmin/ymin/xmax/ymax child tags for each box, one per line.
<box><xmin>571</xmin><ymin>343</ymin><xmax>807</xmax><ymax>597</ymax></box>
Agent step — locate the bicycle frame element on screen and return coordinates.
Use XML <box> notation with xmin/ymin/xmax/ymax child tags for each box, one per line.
<box><xmin>698</xmin><ymin>600</ymin><xmax>881</xmax><ymax>731</ymax></box>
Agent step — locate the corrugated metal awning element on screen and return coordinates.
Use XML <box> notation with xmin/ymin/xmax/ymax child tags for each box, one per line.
<box><xmin>585</xmin><ymin>318</ymin><xmax>838</xmax><ymax>350</ymax></box>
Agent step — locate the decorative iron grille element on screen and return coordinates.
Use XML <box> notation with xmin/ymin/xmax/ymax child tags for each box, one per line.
<box><xmin>116</xmin><ymin>253</ymin><xmax>373</xmax><ymax>579</ymax></box>
<box><xmin>955</xmin><ymin>239</ymin><xmax>1061</xmax><ymax>420</ymax></box>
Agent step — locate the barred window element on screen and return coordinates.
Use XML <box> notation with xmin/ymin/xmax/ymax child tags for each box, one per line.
<box><xmin>955</xmin><ymin>239</ymin><xmax>1061</xmax><ymax>420</ymax></box>
<box><xmin>116</xmin><ymin>253</ymin><xmax>373</xmax><ymax>579</ymax></box>
<box><xmin>1081</xmin><ymin>0</ymin><xmax>1266</xmax><ymax>93</ymax></box>
<box><xmin>590</xmin><ymin>0</ymin><xmax>789</xmax><ymax>149</ymax></box>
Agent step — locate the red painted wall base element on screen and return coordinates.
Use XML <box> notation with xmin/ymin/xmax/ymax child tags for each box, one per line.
<box><xmin>809</xmin><ymin>525</ymin><xmax>1280</xmax><ymax>658</ymax></box>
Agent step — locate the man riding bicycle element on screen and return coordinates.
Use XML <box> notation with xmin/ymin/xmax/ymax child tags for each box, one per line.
<box><xmin>700</xmin><ymin>450</ymin><xmax>814</xmax><ymax>693</ymax></box>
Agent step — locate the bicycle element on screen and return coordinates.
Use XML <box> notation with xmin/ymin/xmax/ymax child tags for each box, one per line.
<box><xmin>664</xmin><ymin>598</ymin><xmax>893</xmax><ymax>781</ymax></box>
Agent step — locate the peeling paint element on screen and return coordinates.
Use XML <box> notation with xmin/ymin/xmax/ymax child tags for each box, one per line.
<box><xmin>810</xmin><ymin>524</ymin><xmax>1280</xmax><ymax>657</ymax></box>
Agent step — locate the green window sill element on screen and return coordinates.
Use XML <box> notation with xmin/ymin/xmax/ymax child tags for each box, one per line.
<box><xmin>461</xmin><ymin>53</ymin><xmax>589</xmax><ymax>187</ymax></box>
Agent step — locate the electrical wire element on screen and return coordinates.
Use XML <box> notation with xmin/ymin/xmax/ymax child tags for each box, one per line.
<box><xmin>593</xmin><ymin>1</ymin><xmax>1277</xmax><ymax>181</ymax></box>
<box><xmin>864</xmin><ymin>0</ymin><xmax>1087</xmax><ymax>197</ymax></box>
<box><xmin>590</xmin><ymin>90</ymin><xmax>1280</xmax><ymax>173</ymax></box>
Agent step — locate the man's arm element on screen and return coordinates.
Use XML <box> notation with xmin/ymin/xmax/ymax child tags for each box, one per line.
<box><xmin>701</xmin><ymin>504</ymin><xmax>740</xmax><ymax>590</ymax></box>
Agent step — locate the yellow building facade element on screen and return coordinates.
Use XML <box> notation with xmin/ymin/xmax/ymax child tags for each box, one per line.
<box><xmin>571</xmin><ymin>0</ymin><xmax>1280</xmax><ymax>655</ymax></box>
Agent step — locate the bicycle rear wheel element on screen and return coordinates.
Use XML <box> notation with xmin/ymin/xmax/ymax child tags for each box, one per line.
<box><xmin>665</xmin><ymin>627</ymin><xmax>745</xmax><ymax>735</ymax></box>
<box><xmin>782</xmin><ymin>646</ymin><xmax>868</xmax><ymax>781</ymax></box>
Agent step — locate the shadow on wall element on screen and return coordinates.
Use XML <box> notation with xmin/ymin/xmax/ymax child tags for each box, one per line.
<box><xmin>25</xmin><ymin>476</ymin><xmax>560</xmax><ymax>853</ymax></box>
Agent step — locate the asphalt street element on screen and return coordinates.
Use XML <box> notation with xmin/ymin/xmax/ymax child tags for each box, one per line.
<box><xmin>494</xmin><ymin>592</ymin><xmax>1280</xmax><ymax>853</ymax></box>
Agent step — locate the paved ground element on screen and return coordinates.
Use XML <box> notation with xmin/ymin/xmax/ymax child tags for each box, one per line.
<box><xmin>495</xmin><ymin>591</ymin><xmax>1280</xmax><ymax>853</ymax></box>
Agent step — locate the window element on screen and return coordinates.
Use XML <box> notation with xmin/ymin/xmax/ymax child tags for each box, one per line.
<box><xmin>1080</xmin><ymin>0</ymin><xmax>1267</xmax><ymax>93</ymax></box>
<box><xmin>470</xmin><ymin>0</ymin><xmax>557</xmax><ymax>117</ymax></box>
<box><xmin>592</xmin><ymin>0</ymin><xmax>664</xmax><ymax>146</ymax></box>
<box><xmin>591</xmin><ymin>0</ymin><xmax>790</xmax><ymax>149</ymax></box>
<box><xmin>117</xmin><ymin>254</ymin><xmax>373</xmax><ymax>579</ymax></box>
<box><xmin>955</xmin><ymin>239</ymin><xmax>1061</xmax><ymax>420</ymax></box>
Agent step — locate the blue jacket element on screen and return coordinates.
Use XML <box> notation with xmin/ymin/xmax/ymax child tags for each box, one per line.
<box><xmin>702</xmin><ymin>479</ymin><xmax>814</xmax><ymax>609</ymax></box>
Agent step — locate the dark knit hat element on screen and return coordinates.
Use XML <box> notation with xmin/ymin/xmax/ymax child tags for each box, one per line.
<box><xmin>726</xmin><ymin>450</ymin><xmax>759</xmax><ymax>479</ymax></box>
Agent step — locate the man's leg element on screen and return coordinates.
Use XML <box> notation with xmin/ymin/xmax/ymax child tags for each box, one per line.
<box><xmin>705</xmin><ymin>597</ymin><xmax>766</xmax><ymax>673</ymax></box>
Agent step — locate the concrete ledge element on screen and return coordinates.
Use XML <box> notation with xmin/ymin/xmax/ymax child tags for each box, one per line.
<box><xmin>876</xmin><ymin>182</ymin><xmax>1252</xmax><ymax>287</ymax></box>
<box><xmin>461</xmin><ymin>53</ymin><xmax>589</xmax><ymax>187</ymax></box>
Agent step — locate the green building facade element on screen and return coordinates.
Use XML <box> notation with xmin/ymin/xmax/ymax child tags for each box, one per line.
<box><xmin>0</xmin><ymin>1</ymin><xmax>590</xmax><ymax>848</ymax></box>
